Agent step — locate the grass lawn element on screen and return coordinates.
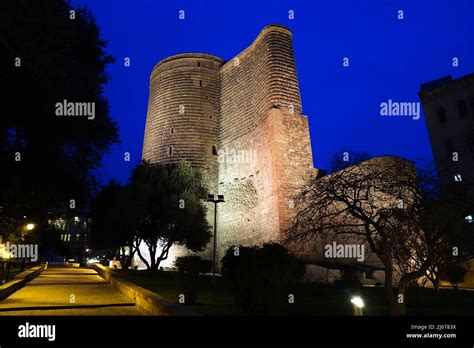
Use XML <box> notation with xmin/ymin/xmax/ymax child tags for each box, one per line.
<box><xmin>114</xmin><ymin>269</ymin><xmax>474</xmax><ymax>315</ymax></box>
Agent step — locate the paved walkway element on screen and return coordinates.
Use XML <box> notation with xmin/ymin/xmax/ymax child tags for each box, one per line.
<box><xmin>0</xmin><ymin>266</ymin><xmax>146</xmax><ymax>315</ymax></box>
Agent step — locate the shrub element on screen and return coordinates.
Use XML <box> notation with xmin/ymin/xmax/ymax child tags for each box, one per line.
<box><xmin>293</xmin><ymin>259</ymin><xmax>306</xmax><ymax>279</ymax></box>
<box><xmin>221</xmin><ymin>243</ymin><xmax>302</xmax><ymax>313</ymax></box>
<box><xmin>199</xmin><ymin>259</ymin><xmax>213</xmax><ymax>274</ymax></box>
<box><xmin>443</xmin><ymin>263</ymin><xmax>468</xmax><ymax>289</ymax></box>
<box><xmin>334</xmin><ymin>268</ymin><xmax>362</xmax><ymax>291</ymax></box>
<box><xmin>174</xmin><ymin>255</ymin><xmax>202</xmax><ymax>305</ymax></box>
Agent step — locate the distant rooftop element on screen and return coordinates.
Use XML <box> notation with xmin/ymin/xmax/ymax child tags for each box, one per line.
<box><xmin>420</xmin><ymin>73</ymin><xmax>474</xmax><ymax>93</ymax></box>
<box><xmin>420</xmin><ymin>75</ymin><xmax>453</xmax><ymax>92</ymax></box>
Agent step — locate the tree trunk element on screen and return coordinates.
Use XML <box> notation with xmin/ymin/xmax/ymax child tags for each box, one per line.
<box><xmin>148</xmin><ymin>243</ymin><xmax>157</xmax><ymax>270</ymax></box>
<box><xmin>122</xmin><ymin>246</ymin><xmax>135</xmax><ymax>270</ymax></box>
<box><xmin>433</xmin><ymin>277</ymin><xmax>440</xmax><ymax>294</ymax></box>
<box><xmin>135</xmin><ymin>241</ymin><xmax>150</xmax><ymax>269</ymax></box>
<box><xmin>391</xmin><ymin>263</ymin><xmax>431</xmax><ymax>315</ymax></box>
<box><xmin>379</xmin><ymin>255</ymin><xmax>408</xmax><ymax>315</ymax></box>
<box><xmin>380</xmin><ymin>255</ymin><xmax>396</xmax><ymax>311</ymax></box>
<box><xmin>391</xmin><ymin>279</ymin><xmax>408</xmax><ymax>316</ymax></box>
<box><xmin>155</xmin><ymin>242</ymin><xmax>172</xmax><ymax>270</ymax></box>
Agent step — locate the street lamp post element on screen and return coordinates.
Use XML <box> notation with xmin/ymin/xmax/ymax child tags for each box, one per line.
<box><xmin>207</xmin><ymin>193</ymin><xmax>225</xmax><ymax>285</ymax></box>
<box><xmin>20</xmin><ymin>221</ymin><xmax>36</xmax><ymax>271</ymax></box>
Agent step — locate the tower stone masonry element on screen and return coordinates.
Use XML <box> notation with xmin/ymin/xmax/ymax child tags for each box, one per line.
<box><xmin>141</xmin><ymin>25</ymin><xmax>318</xmax><ymax>268</ymax></box>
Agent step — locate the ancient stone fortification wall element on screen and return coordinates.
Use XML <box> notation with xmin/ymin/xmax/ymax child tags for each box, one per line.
<box><xmin>141</xmin><ymin>25</ymin><xmax>315</xmax><ymax>268</ymax></box>
<box><xmin>219</xmin><ymin>25</ymin><xmax>302</xmax><ymax>144</ymax></box>
<box><xmin>142</xmin><ymin>53</ymin><xmax>224</xmax><ymax>193</ymax></box>
<box><xmin>215</xmin><ymin>25</ymin><xmax>314</xmax><ymax>263</ymax></box>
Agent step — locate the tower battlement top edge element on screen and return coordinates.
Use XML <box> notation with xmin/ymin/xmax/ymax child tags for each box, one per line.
<box><xmin>152</xmin><ymin>53</ymin><xmax>225</xmax><ymax>73</ymax></box>
<box><xmin>220</xmin><ymin>24</ymin><xmax>293</xmax><ymax>73</ymax></box>
<box><xmin>150</xmin><ymin>25</ymin><xmax>292</xmax><ymax>77</ymax></box>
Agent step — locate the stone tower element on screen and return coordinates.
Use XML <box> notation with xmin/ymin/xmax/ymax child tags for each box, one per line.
<box><xmin>141</xmin><ymin>25</ymin><xmax>317</xmax><ymax>268</ymax></box>
<box><xmin>142</xmin><ymin>53</ymin><xmax>225</xmax><ymax>194</ymax></box>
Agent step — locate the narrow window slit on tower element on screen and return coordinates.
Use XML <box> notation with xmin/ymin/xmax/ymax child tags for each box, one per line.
<box><xmin>199</xmin><ymin>80</ymin><xmax>202</xmax><ymax>87</ymax></box>
<box><xmin>212</xmin><ymin>145</ymin><xmax>217</xmax><ymax>156</ymax></box>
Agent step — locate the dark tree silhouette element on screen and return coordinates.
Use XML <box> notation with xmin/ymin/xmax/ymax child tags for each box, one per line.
<box><xmin>0</xmin><ymin>1</ymin><xmax>118</xmax><ymax>232</ymax></box>
<box><xmin>90</xmin><ymin>180</ymin><xmax>141</xmax><ymax>269</ymax></box>
<box><xmin>418</xmin><ymin>165</ymin><xmax>474</xmax><ymax>293</ymax></box>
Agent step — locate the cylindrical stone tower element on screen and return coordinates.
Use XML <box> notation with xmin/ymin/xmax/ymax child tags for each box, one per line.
<box><xmin>142</xmin><ymin>53</ymin><xmax>225</xmax><ymax>193</ymax></box>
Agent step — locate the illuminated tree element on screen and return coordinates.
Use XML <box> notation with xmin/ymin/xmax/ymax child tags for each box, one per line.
<box><xmin>130</xmin><ymin>161</ymin><xmax>211</xmax><ymax>270</ymax></box>
<box><xmin>286</xmin><ymin>157</ymin><xmax>474</xmax><ymax>315</ymax></box>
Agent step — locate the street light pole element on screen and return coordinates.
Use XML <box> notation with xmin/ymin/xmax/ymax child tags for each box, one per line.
<box><xmin>21</xmin><ymin>221</ymin><xmax>36</xmax><ymax>272</ymax></box>
<box><xmin>207</xmin><ymin>194</ymin><xmax>225</xmax><ymax>285</ymax></box>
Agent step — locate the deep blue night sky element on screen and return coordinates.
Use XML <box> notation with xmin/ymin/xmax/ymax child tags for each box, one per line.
<box><xmin>72</xmin><ymin>0</ymin><xmax>474</xmax><ymax>185</ymax></box>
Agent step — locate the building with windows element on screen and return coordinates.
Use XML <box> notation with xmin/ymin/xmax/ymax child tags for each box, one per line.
<box><xmin>50</xmin><ymin>213</ymin><xmax>90</xmax><ymax>263</ymax></box>
<box><xmin>419</xmin><ymin>73</ymin><xmax>474</xmax><ymax>185</ymax></box>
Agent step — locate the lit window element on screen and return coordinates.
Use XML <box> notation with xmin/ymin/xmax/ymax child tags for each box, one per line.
<box><xmin>74</xmin><ymin>216</ymin><xmax>79</xmax><ymax>222</ymax></box>
<box><xmin>454</xmin><ymin>173</ymin><xmax>462</xmax><ymax>182</ymax></box>
<box><xmin>465</xmin><ymin>215</ymin><xmax>473</xmax><ymax>224</ymax></box>
<box><xmin>76</xmin><ymin>234</ymin><xmax>80</xmax><ymax>241</ymax></box>
<box><xmin>67</xmin><ymin>234</ymin><xmax>71</xmax><ymax>242</ymax></box>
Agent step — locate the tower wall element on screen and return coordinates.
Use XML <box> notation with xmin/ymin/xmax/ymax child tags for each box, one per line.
<box><xmin>141</xmin><ymin>25</ymin><xmax>316</xmax><ymax>268</ymax></box>
<box><xmin>142</xmin><ymin>53</ymin><xmax>224</xmax><ymax>193</ymax></box>
<box><xmin>216</xmin><ymin>25</ymin><xmax>314</xmax><ymax>263</ymax></box>
<box><xmin>219</xmin><ymin>25</ymin><xmax>303</xmax><ymax>144</ymax></box>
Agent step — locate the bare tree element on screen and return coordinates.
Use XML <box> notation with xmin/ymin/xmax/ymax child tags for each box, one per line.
<box><xmin>286</xmin><ymin>156</ymin><xmax>447</xmax><ymax>315</ymax></box>
<box><xmin>329</xmin><ymin>148</ymin><xmax>372</xmax><ymax>173</ymax></box>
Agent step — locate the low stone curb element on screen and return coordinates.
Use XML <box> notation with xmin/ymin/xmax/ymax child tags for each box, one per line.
<box><xmin>65</xmin><ymin>262</ymin><xmax>81</xmax><ymax>268</ymax></box>
<box><xmin>0</xmin><ymin>264</ymin><xmax>47</xmax><ymax>301</ymax></box>
<box><xmin>91</xmin><ymin>263</ymin><xmax>198</xmax><ymax>316</ymax></box>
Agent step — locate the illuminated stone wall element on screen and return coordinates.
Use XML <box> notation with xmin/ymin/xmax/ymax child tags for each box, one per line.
<box><xmin>141</xmin><ymin>25</ymin><xmax>317</xmax><ymax>269</ymax></box>
<box><xmin>142</xmin><ymin>52</ymin><xmax>224</xmax><ymax>194</ymax></box>
<box><xmin>215</xmin><ymin>26</ymin><xmax>313</xmax><ymax>262</ymax></box>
